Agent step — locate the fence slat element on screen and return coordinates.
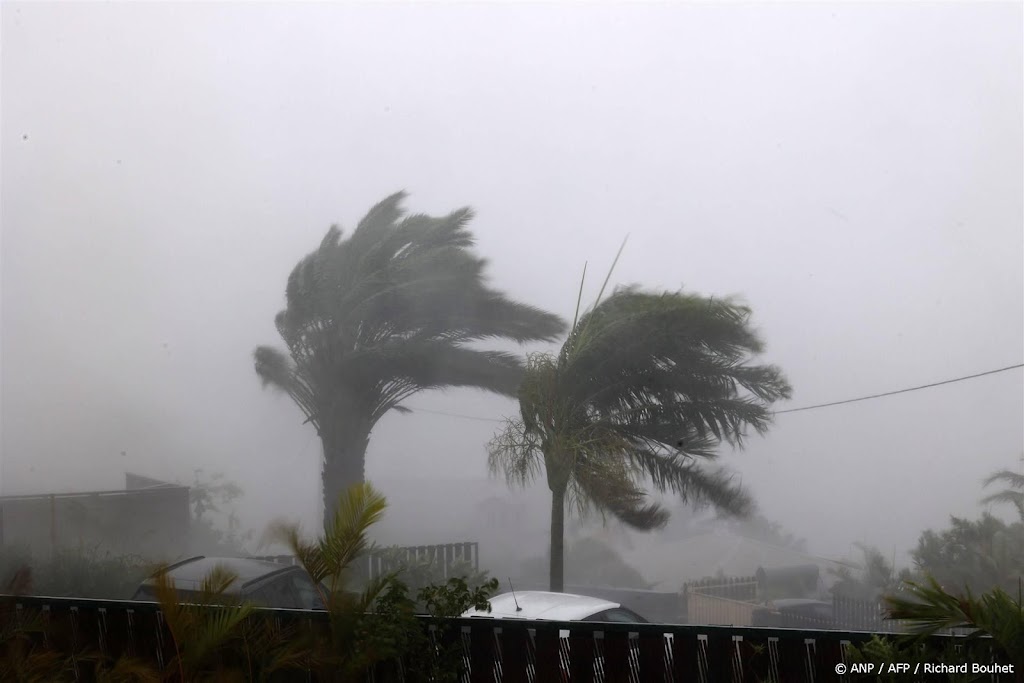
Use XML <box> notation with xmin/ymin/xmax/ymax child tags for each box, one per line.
<box><xmin>672</xmin><ymin>633</ymin><xmax>702</xmax><ymax>682</ymax></box>
<box><xmin>705</xmin><ymin>633</ymin><xmax>735</xmax><ymax>683</ymax></box>
<box><xmin>468</xmin><ymin>623</ymin><xmax>497</xmax><ymax>683</ymax></box>
<box><xmin>813</xmin><ymin>638</ymin><xmax>844</xmax><ymax>682</ymax></box>
<box><xmin>533</xmin><ymin>628</ymin><xmax>563</xmax><ymax>683</ymax></box>
<box><xmin>568</xmin><ymin>630</ymin><xmax>597</xmax><ymax>683</ymax></box>
<box><xmin>602</xmin><ymin>630</ymin><xmax>631</xmax><ymax>683</ymax></box>
<box><xmin>737</xmin><ymin>635</ymin><xmax>772</xmax><ymax>683</ymax></box>
<box><xmin>776</xmin><ymin>637</ymin><xmax>810</xmax><ymax>683</ymax></box>
<box><xmin>499</xmin><ymin>626</ymin><xmax>530</xmax><ymax>683</ymax></box>
<box><xmin>636</xmin><ymin>631</ymin><xmax>665</xmax><ymax>681</ymax></box>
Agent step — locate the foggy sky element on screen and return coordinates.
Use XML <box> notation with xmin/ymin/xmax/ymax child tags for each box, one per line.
<box><xmin>2</xmin><ymin>2</ymin><xmax>1022</xmax><ymax>568</ymax></box>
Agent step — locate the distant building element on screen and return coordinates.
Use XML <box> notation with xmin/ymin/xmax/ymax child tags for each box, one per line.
<box><xmin>0</xmin><ymin>473</ymin><xmax>190</xmax><ymax>559</ymax></box>
<box><xmin>622</xmin><ymin>531</ymin><xmax>859</xmax><ymax>592</ymax></box>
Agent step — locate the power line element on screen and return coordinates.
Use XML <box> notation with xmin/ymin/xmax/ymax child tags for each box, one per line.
<box><xmin>402</xmin><ymin>406</ymin><xmax>504</xmax><ymax>423</ymax></box>
<box><xmin>403</xmin><ymin>362</ymin><xmax>1023</xmax><ymax>422</ymax></box>
<box><xmin>774</xmin><ymin>363</ymin><xmax>1023</xmax><ymax>415</ymax></box>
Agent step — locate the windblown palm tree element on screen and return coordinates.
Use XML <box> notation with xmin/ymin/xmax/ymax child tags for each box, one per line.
<box><xmin>983</xmin><ymin>460</ymin><xmax>1024</xmax><ymax>521</ymax></box>
<box><xmin>254</xmin><ymin>193</ymin><xmax>565</xmax><ymax>527</ymax></box>
<box><xmin>488</xmin><ymin>259</ymin><xmax>792</xmax><ymax>591</ymax></box>
<box><xmin>884</xmin><ymin>576</ymin><xmax>1024</xmax><ymax>672</ymax></box>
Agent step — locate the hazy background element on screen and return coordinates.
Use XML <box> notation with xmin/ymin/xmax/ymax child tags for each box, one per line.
<box><xmin>2</xmin><ymin>2</ymin><xmax>1021</xmax><ymax>570</ymax></box>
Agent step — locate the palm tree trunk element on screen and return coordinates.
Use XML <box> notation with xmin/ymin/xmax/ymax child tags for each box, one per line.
<box><xmin>549</xmin><ymin>486</ymin><xmax>566</xmax><ymax>592</ymax></box>
<box><xmin>320</xmin><ymin>428</ymin><xmax>371</xmax><ymax>532</ymax></box>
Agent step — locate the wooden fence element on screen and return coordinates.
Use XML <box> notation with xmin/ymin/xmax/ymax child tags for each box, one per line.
<box><xmin>3</xmin><ymin>595</ymin><xmax>1010</xmax><ymax>683</ymax></box>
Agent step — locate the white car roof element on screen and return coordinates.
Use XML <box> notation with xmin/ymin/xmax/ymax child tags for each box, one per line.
<box><xmin>463</xmin><ymin>591</ymin><xmax>621</xmax><ymax>621</ymax></box>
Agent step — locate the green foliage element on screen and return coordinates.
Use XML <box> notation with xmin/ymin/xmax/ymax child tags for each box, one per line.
<box><xmin>911</xmin><ymin>513</ymin><xmax>1024</xmax><ymax>596</ymax></box>
<box><xmin>419</xmin><ymin>575</ymin><xmax>497</xmax><ymax>619</ymax></box>
<box><xmin>489</xmin><ymin>268</ymin><xmax>791</xmax><ymax>589</ymax></box>
<box><xmin>0</xmin><ymin>544</ymin><xmax>151</xmax><ymax>600</ymax></box>
<box><xmin>405</xmin><ymin>576</ymin><xmax>499</xmax><ymax>683</ymax></box>
<box><xmin>150</xmin><ymin>563</ymin><xmax>257</xmax><ymax>679</ymax></box>
<box><xmin>982</xmin><ymin>461</ymin><xmax>1024</xmax><ymax>521</ymax></box>
<box><xmin>266</xmin><ymin>481</ymin><xmax>499</xmax><ymax>682</ymax></box>
<box><xmin>884</xmin><ymin>576</ymin><xmax>1024</xmax><ymax>671</ymax></box>
<box><xmin>253</xmin><ymin>192</ymin><xmax>565</xmax><ymax>525</ymax></box>
<box><xmin>844</xmin><ymin>635</ymin><xmax>990</xmax><ymax>683</ymax></box>
<box><xmin>831</xmin><ymin>544</ymin><xmax>914</xmax><ymax>601</ymax></box>
<box><xmin>186</xmin><ymin>470</ymin><xmax>253</xmax><ymax>556</ymax></box>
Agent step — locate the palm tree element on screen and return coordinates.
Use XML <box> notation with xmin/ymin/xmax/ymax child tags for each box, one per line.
<box><xmin>265</xmin><ymin>482</ymin><xmax>459</xmax><ymax>681</ymax></box>
<box><xmin>983</xmin><ymin>459</ymin><xmax>1024</xmax><ymax>521</ymax></box>
<box><xmin>884</xmin><ymin>576</ymin><xmax>1024</xmax><ymax>673</ymax></box>
<box><xmin>488</xmin><ymin>260</ymin><xmax>791</xmax><ymax>591</ymax></box>
<box><xmin>254</xmin><ymin>193</ymin><xmax>565</xmax><ymax>527</ymax></box>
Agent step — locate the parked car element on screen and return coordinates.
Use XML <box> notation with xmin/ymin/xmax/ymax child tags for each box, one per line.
<box><xmin>132</xmin><ymin>556</ymin><xmax>325</xmax><ymax>610</ymax></box>
<box><xmin>463</xmin><ymin>590</ymin><xmax>649</xmax><ymax>623</ymax></box>
<box><xmin>464</xmin><ymin>591</ymin><xmax>649</xmax><ymax>680</ymax></box>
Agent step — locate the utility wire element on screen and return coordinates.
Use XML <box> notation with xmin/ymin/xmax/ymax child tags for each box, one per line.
<box><xmin>403</xmin><ymin>362</ymin><xmax>1024</xmax><ymax>423</ymax></box>
<box><xmin>773</xmin><ymin>362</ymin><xmax>1023</xmax><ymax>415</ymax></box>
<box><xmin>402</xmin><ymin>406</ymin><xmax>505</xmax><ymax>423</ymax></box>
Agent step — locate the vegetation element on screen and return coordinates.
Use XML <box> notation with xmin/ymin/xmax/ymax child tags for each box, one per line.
<box><xmin>982</xmin><ymin>459</ymin><xmax>1024</xmax><ymax>521</ymax></box>
<box><xmin>489</xmin><ymin>253</ymin><xmax>791</xmax><ymax>590</ymax></box>
<box><xmin>186</xmin><ymin>470</ymin><xmax>254</xmax><ymax>556</ymax></box>
<box><xmin>0</xmin><ymin>544</ymin><xmax>151</xmax><ymax>600</ymax></box>
<box><xmin>883</xmin><ymin>577</ymin><xmax>1024</xmax><ymax>677</ymax></box>
<box><xmin>254</xmin><ymin>192</ymin><xmax>564</xmax><ymax>528</ymax></box>
<box><xmin>844</xmin><ymin>634</ymin><xmax>993</xmax><ymax>683</ymax></box>
<box><xmin>910</xmin><ymin>513</ymin><xmax>1024</xmax><ymax>596</ymax></box>
<box><xmin>831</xmin><ymin>544</ymin><xmax>914</xmax><ymax>601</ymax></box>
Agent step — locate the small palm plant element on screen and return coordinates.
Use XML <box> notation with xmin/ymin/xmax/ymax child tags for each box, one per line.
<box><xmin>883</xmin><ymin>576</ymin><xmax>1024</xmax><ymax>675</ymax></box>
<box><xmin>149</xmin><ymin>563</ymin><xmax>256</xmax><ymax>681</ymax></box>
<box><xmin>264</xmin><ymin>482</ymin><xmax>416</xmax><ymax>681</ymax></box>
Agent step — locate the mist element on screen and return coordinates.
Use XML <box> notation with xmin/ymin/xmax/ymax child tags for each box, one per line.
<box><xmin>2</xmin><ymin>2</ymin><xmax>1021</xmax><ymax>586</ymax></box>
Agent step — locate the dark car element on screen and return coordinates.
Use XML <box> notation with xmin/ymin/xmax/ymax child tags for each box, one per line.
<box><xmin>132</xmin><ymin>556</ymin><xmax>325</xmax><ymax>610</ymax></box>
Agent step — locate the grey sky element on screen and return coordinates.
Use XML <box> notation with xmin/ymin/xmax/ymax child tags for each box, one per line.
<box><xmin>2</xmin><ymin>2</ymin><xmax>1021</xmax><ymax>566</ymax></box>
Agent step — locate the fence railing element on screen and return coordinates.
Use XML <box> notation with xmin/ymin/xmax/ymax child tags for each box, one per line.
<box><xmin>682</xmin><ymin>580</ymin><xmax>921</xmax><ymax>632</ymax></box>
<box><xmin>364</xmin><ymin>542</ymin><xmax>480</xmax><ymax>580</ymax></box>
<box><xmin>249</xmin><ymin>542</ymin><xmax>480</xmax><ymax>581</ymax></box>
<box><xmin>683</xmin><ymin>576</ymin><xmax>759</xmax><ymax>602</ymax></box>
<box><xmin>3</xmin><ymin>595</ymin><xmax>1009</xmax><ymax>683</ymax></box>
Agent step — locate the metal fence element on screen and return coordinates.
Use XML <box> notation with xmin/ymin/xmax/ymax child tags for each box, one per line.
<box><xmin>3</xmin><ymin>595</ymin><xmax>1008</xmax><ymax>683</ymax></box>
<box><xmin>682</xmin><ymin>579</ymin><xmax>917</xmax><ymax>632</ymax></box>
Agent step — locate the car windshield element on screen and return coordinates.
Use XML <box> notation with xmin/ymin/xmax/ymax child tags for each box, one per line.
<box><xmin>588</xmin><ymin>608</ymin><xmax>648</xmax><ymax>623</ymax></box>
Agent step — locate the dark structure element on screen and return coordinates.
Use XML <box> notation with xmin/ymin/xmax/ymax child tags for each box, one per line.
<box><xmin>0</xmin><ymin>473</ymin><xmax>190</xmax><ymax>559</ymax></box>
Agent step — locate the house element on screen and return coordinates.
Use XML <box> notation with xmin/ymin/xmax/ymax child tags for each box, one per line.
<box><xmin>0</xmin><ymin>473</ymin><xmax>190</xmax><ymax>559</ymax></box>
